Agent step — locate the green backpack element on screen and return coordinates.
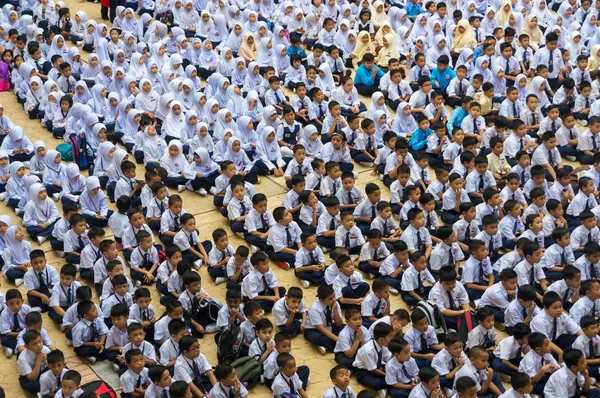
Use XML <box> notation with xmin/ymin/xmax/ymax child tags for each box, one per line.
<box><xmin>56</xmin><ymin>143</ymin><xmax>73</xmax><ymax>162</ymax></box>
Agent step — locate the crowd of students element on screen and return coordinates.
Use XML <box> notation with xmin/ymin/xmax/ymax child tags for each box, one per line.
<box><xmin>7</xmin><ymin>0</ymin><xmax>600</xmax><ymax>396</ymax></box>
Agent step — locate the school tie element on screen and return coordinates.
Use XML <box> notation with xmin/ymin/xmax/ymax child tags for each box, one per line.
<box><xmin>37</xmin><ymin>271</ymin><xmax>46</xmax><ymax>290</ymax></box>
<box><xmin>593</xmin><ymin>301</ymin><xmax>597</xmax><ymax>317</ymax></box>
<box><xmin>522</xmin><ymin>49</ymin><xmax>527</xmax><ymax>64</ymax></box>
<box><xmin>416</xmin><ymin>231</ymin><xmax>423</xmax><ymax>251</ymax></box>
<box><xmin>530</xmin><ymin>113</ymin><xmax>536</xmax><ymax>126</ymax></box>
<box><xmin>426</xmin><ymin>214</ymin><xmax>432</xmax><ymax>229</ymax></box>
<box><xmin>548</xmin><ymin>148</ymin><xmax>554</xmax><ymax>166</ymax></box>
<box><xmin>448</xmin><ymin>248</ymin><xmax>454</xmax><ymax>267</ymax></box>
<box><xmin>473</xmin><ymin>119</ymin><xmax>478</xmax><ymax>135</ymax></box>
<box><xmin>261</xmin><ymin>274</ymin><xmax>269</xmax><ymax>293</ymax></box>
<box><xmin>78</xmin><ymin>235</ymin><xmax>85</xmax><ymax>251</ymax></box>
<box><xmin>135</xmin><ymin>376</ymin><xmax>141</xmax><ymax>389</ymax></box>
<box><xmin>192</xmin><ymin>295</ymin><xmax>200</xmax><ymax>313</ymax></box>
<box><xmin>163</xmin><ymin>390</ymin><xmax>169</xmax><ymax>398</ymax></box>
<box><xmin>586</xmin><ymin>97</ymin><xmax>591</xmax><ymax>109</ymax></box>
<box><xmin>329</xmin><ymin>217</ymin><xmax>336</xmax><ymax>231</ymax></box>
<box><xmin>420</xmin><ymin>168</ymin><xmax>426</xmax><ymax>183</ymax></box>
<box><xmin>479</xmin><ymin>261</ymin><xmax>486</xmax><ymax>282</ymax></box>
<box><xmin>594</xmin><ymin>136</ymin><xmax>598</xmax><ymax>152</ymax></box>
<box><xmin>318</xmin><ymin>104</ymin><xmax>325</xmax><ymax>119</ymax></box>
<box><xmin>325</xmin><ymin>306</ymin><xmax>332</xmax><ymax>326</ymax></box>
<box><xmin>563</xmin><ymin>289</ymin><xmax>570</xmax><ymax>306</ymax></box>
<box><xmin>345</xmin><ymin>232</ymin><xmax>351</xmax><ymax>248</ymax></box>
<box><xmin>529</xmin><ymin>266</ymin><xmax>535</xmax><ymax>285</ymax></box>
<box><xmin>425</xmin><ymin>94</ymin><xmax>430</xmax><ymax>107</ymax></box>
<box><xmin>478</xmin><ymin>174</ymin><xmax>484</xmax><ymax>192</ymax></box>
<box><xmin>347</xmin><ymin>191</ymin><xmax>353</xmax><ymax>205</ymax></box>
<box><xmin>465</xmin><ymin>224</ymin><xmax>471</xmax><ymax>241</ymax></box>
<box><xmin>488</xmin><ymin>56</ymin><xmax>493</xmax><ymax>70</ymax></box>
<box><xmin>447</xmin><ymin>291</ymin><xmax>456</xmax><ymax>310</ymax></box>
<box><xmin>488</xmin><ymin>237</ymin><xmax>494</xmax><ymax>254</ymax></box>
<box><xmin>296</xmin><ymin>164</ymin><xmax>302</xmax><ymax>176</ymax></box>
<box><xmin>513</xmin><ymin>219</ymin><xmax>519</xmax><ymax>234</ymax></box>
<box><xmin>512</xmin><ymin>102</ymin><xmax>518</xmax><ymax>118</ymax></box>
<box><xmin>309</xmin><ymin>251</ymin><xmax>317</xmax><ymax>265</ymax></box>
<box><xmin>188</xmin><ymin>233</ymin><xmax>194</xmax><ymax>247</ymax></box>
<box><xmin>458</xmin><ymin>80</ymin><xmax>463</xmax><ymax>96</ymax></box>
<box><xmin>548</xmin><ymin>50</ymin><xmax>553</xmax><ymax>73</ymax></box>
<box><xmin>141</xmin><ymin>309</ymin><xmax>148</xmax><ymax>321</ymax></box>
<box><xmin>90</xmin><ymin>322</ymin><xmax>99</xmax><ymax>341</ymax></box>
<box><xmin>376</xmin><ymin>345</ymin><xmax>383</xmax><ymax>370</ymax></box>
<box><xmin>522</xmin><ymin>307</ymin><xmax>528</xmax><ymax>320</ymax></box>
<box><xmin>560</xmin><ymin>249</ymin><xmax>567</xmax><ymax>266</ymax></box>
<box><xmin>590</xmin><ymin>339</ymin><xmax>595</xmax><ymax>358</ymax></box>
<box><xmin>174</xmin><ymin>215</ymin><xmax>180</xmax><ymax>230</ymax></box>
<box><xmin>191</xmin><ymin>360</ymin><xmax>201</xmax><ymax>382</ymax></box>
<box><xmin>373</xmin><ymin>299</ymin><xmax>383</xmax><ymax>317</ymax></box>
<box><xmin>66</xmin><ymin>287</ymin><xmax>72</xmax><ymax>307</ymax></box>
<box><xmin>240</xmin><ymin>201</ymin><xmax>246</xmax><ymax>215</ymax></box>
<box><xmin>417</xmin><ymin>272</ymin><xmax>424</xmax><ymax>292</ymax></box>
<box><xmin>506</xmin><ymin>59</ymin><xmax>511</xmax><ymax>77</ymax></box>
<box><xmin>474</xmin><ymin>28</ymin><xmax>479</xmax><ymax>42</ymax></box>
<box><xmin>401</xmin><ymin>364</ymin><xmax>411</xmax><ymax>381</ymax></box>
<box><xmin>420</xmin><ymin>332</ymin><xmax>428</xmax><ymax>351</ymax></box>
<box><xmin>11</xmin><ymin>313</ymin><xmax>19</xmax><ymax>332</ymax></box>
<box><xmin>370</xmin><ymin>205</ymin><xmax>376</xmax><ymax>220</ymax></box>
<box><xmin>551</xmin><ymin>120</ymin><xmax>557</xmax><ymax>133</ymax></box>
<box><xmin>56</xmin><ymin>375</ymin><xmax>61</xmax><ymax>391</ymax></box>
<box><xmin>158</xmin><ymin>200</ymin><xmax>165</xmax><ymax>213</ymax></box>
<box><xmin>551</xmin><ymin>317</ymin><xmax>558</xmax><ymax>340</ymax></box>
<box><xmin>520</xmin><ymin>169</ymin><xmax>526</xmax><ymax>185</ymax></box>
<box><xmin>590</xmin><ymin>261</ymin><xmax>596</xmax><ymax>280</ymax></box>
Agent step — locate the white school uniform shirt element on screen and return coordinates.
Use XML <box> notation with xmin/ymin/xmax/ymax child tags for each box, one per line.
<box><xmin>80</xmin><ymin>243</ymin><xmax>102</xmax><ymax>270</ymax></box>
<box><xmin>409</xmin><ymin>384</ymin><xmax>437</xmax><ymax>398</ymax></box>
<box><xmin>479</xmin><ymin>282</ymin><xmax>515</xmax><ymax>310</ymax></box>
<box><xmin>498</xmin><ymin>215</ymin><xmax>525</xmax><ymax>242</ymax></box>
<box><xmin>23</xmin><ymin>265</ymin><xmax>59</xmax><ymax>292</ymax></box>
<box><xmin>294</xmin><ymin>246</ymin><xmax>325</xmax><ymax>269</ymax></box>
<box><xmin>461</xmin><ymin>256</ymin><xmax>493</xmax><ymax>284</ymax></box>
<box><xmin>510</xmin><ymin>164</ymin><xmax>532</xmax><ymax>187</ymax></box>
<box><xmin>361</xmin><ymin>291</ymin><xmax>389</xmax><ymax>319</ymax></box>
<box><xmin>584</xmin><ymin>168</ymin><xmax>600</xmax><ymax>191</ymax></box>
<box><xmin>156</xmin><ymin>260</ymin><xmax>176</xmax><ymax>284</ymax></box>
<box><xmin>120</xmin><ymin>368</ymin><xmax>150</xmax><ymax>394</ymax></box>
<box><xmin>245</xmin><ymin>209</ymin><xmax>275</xmax><ymax>234</ymax></box>
<box><xmin>466</xmin><ymin>324</ymin><xmax>497</xmax><ymax>349</ymax></box>
<box><xmin>216</xmin><ymin>304</ymin><xmax>245</xmax><ymax>329</ymax></box>
<box><xmin>575</xmin><ymin>255</ymin><xmax>600</xmax><ymax>281</ymax></box>
<box><xmin>51</xmin><ymin>217</ymin><xmax>69</xmax><ymax>240</ymax></box>
<box><xmin>174</xmin><ymin>354</ymin><xmax>212</xmax><ymax>384</ymax></box>
<box><xmin>567</xmin><ymin>191</ymin><xmax>598</xmax><ymax>217</ymax></box>
<box><xmin>401</xmin><ymin>265</ymin><xmax>435</xmax><ymax>292</ymax></box>
<box><xmin>531</xmin><ymin>310</ymin><xmax>581</xmax><ymax>340</ymax></box>
<box><xmin>353</xmin><ymin>339</ymin><xmax>392</xmax><ymax>371</ymax></box>
<box><xmin>390</xmin><ymin>180</ymin><xmax>415</xmax><ymax>205</ymax></box>
<box><xmin>411</xmin><ymin>164</ymin><xmax>431</xmax><ymax>184</ymax></box>
<box><xmin>547</xmin><ymin>279</ymin><xmax>577</xmax><ymax>304</ymax></box>
<box><xmin>305</xmin><ymin>171</ymin><xmax>323</xmax><ymax>192</ymax></box>
<box><xmin>166</xmin><ymin>272</ymin><xmax>185</xmax><ymax>294</ymax></box>
<box><xmin>429</xmin><ymin>281</ymin><xmax>470</xmax><ymax>312</ymax></box>
<box><xmin>426</xmin><ymin>180</ymin><xmax>447</xmax><ymax>202</ymax></box>
<box><xmin>493</xmin><ymin>335</ymin><xmax>525</xmax><ymax>362</ymax></box>
<box><xmin>108</xmin><ymin>212</ymin><xmax>129</xmax><ymax>239</ymax></box>
<box><xmin>305</xmin><ymin>299</ymin><xmax>342</xmax><ymax>331</ymax></box>
<box><xmin>504</xmin><ymin>133</ymin><xmax>533</xmax><ymax>159</ymax></box>
<box><xmin>405</xmin><ymin>325</ymin><xmax>439</xmax><ymax>352</ymax></box>
<box><xmin>333</xmin><ymin>271</ymin><xmax>366</xmax><ymax>299</ymax></box>
<box><xmin>225</xmin><ymin>256</ymin><xmax>253</xmax><ymax>281</ymax></box>
<box><xmin>475</xmin><ymin>203</ymin><xmax>500</xmax><ymax>226</ymax></box>
<box><xmin>401</xmin><ymin>225</ymin><xmax>432</xmax><ymax>252</ymax></box>
<box><xmin>353</xmin><ymin>199</ymin><xmax>379</xmax><ymax>220</ymax></box>
<box><xmin>129</xmin><ymin>303</ymin><xmax>156</xmax><ymax>324</ymax></box>
<box><xmin>334</xmin><ymin>324</ymin><xmax>371</xmax><ymax>353</ymax></box>
<box><xmin>335</xmin><ymin>186</ymin><xmax>364</xmax><ymax>206</ymax></box>
<box><xmin>209</xmin><ymin>381</ymin><xmax>248</xmax><ymax>398</ymax></box>
<box><xmin>40</xmin><ymin>368</ymin><xmax>68</xmax><ymax>396</ymax></box>
<box><xmin>548</xmin><ymin>180</ymin><xmax>575</xmax><ymax>202</ymax></box>
<box><xmin>505</xmin><ymin>299</ymin><xmax>540</xmax><ymax>327</ymax></box>
<box><xmin>267</xmin><ymin>222</ymin><xmax>302</xmax><ymax>252</ymax></box>
<box><xmin>101</xmin><ymin>292</ymin><xmax>134</xmax><ymax>318</ymax></box>
<box><xmin>228</xmin><ymin>196</ymin><xmax>253</xmax><ymax>222</ymax></box>
<box><xmin>335</xmin><ymin>225</ymin><xmax>365</xmax><ymax>249</ymax></box>
<box><xmin>574</xmin><ymin>94</ymin><xmax>594</xmax><ymax>113</ymax></box>
<box><xmin>146</xmin><ymin>197</ymin><xmax>168</xmax><ymax>220</ymax></box>
<box><xmin>453</xmin><ymin>219</ymin><xmax>480</xmax><ymax>242</ymax></box>
<box><xmin>573</xmin><ymin>333</ymin><xmax>600</xmax><ymax>359</ymax></box>
<box><xmin>474</xmin><ymin>230</ymin><xmax>502</xmax><ymax>258</ymax></box>
<box><xmin>514</xmin><ymin>259</ymin><xmax>546</xmax><ymax>286</ymax></box>
<box><xmin>544</xmin><ymin>367</ymin><xmax>585</xmax><ymax>398</ymax></box>
<box><xmin>49</xmin><ymin>281</ymin><xmax>81</xmax><ymax>309</ymax></box>
<box><xmin>105</xmin><ymin>324</ymin><xmax>130</xmax><ymax>350</ymax></box>
<box><xmin>432</xmin><ymin>348</ymin><xmax>470</xmax><ymax>377</ymax></box>
<box><xmin>569</xmin><ymin>295</ymin><xmax>600</xmax><ymax>324</ymax></box>
<box><xmin>63</xmin><ymin>230</ymin><xmax>90</xmax><ymax>253</ymax></box>
<box><xmin>18</xmin><ymin>346</ymin><xmax>51</xmax><ymax>376</ymax></box>
<box><xmin>299</xmin><ymin>201</ymin><xmax>326</xmax><ymax>226</ymax></box>
<box><xmin>370</xmin><ymin>215</ymin><xmax>399</xmax><ymax>237</ymax></box>
<box><xmin>122</xmin><ymin>340</ymin><xmax>157</xmax><ymax>363</ymax></box>
<box><xmin>272</xmin><ymin>297</ymin><xmax>306</xmax><ymax>328</ymax></box>
<box><xmin>385</xmin><ymin>357</ymin><xmax>419</xmax><ymax>385</ymax></box>
<box><xmin>531</xmin><ymin>144</ymin><xmax>562</xmax><ymax>168</ymax></box>
<box><xmin>359</xmin><ymin>241</ymin><xmax>390</xmax><ymax>264</ymax></box>
<box><xmin>72</xmin><ymin>318</ymin><xmax>109</xmax><ymax>348</ymax></box>
<box><xmin>160</xmin><ymin>209</ymin><xmax>188</xmax><ymax>234</ymax></box>
<box><xmin>400</xmin><ymin>199</ymin><xmax>420</xmax><ymax>221</ymax></box>
<box><xmin>16</xmin><ymin>327</ymin><xmax>53</xmax><ymax>349</ymax></box>
<box><xmin>159</xmin><ymin>338</ymin><xmax>180</xmax><ymax>366</ymax></box>
<box><xmin>241</xmin><ymin>268</ymin><xmax>279</xmax><ymax>299</ymax></box>
<box><xmin>518</xmin><ymin>349</ymin><xmax>558</xmax><ymax>378</ymax></box>
<box><xmin>122</xmin><ymin>224</ymin><xmax>155</xmax><ymax>250</ymax></box>
<box><xmin>323</xmin><ymin>386</ymin><xmax>357</xmax><ymax>398</ymax></box>
<box><xmin>556</xmin><ymin>125</ymin><xmax>580</xmax><ymax>147</ymax></box>
<box><xmin>523</xmin><ymin>180</ymin><xmax>549</xmax><ymax>201</ymax></box>
<box><xmin>153</xmin><ymin>315</ymin><xmax>179</xmax><ymax>343</ymax></box>
<box><xmin>114</xmin><ymin>176</ymin><xmax>137</xmax><ymax>201</ymax></box>
<box><xmin>542</xmin><ymin>213</ymin><xmax>561</xmax><ymax>237</ymax></box>
<box><xmin>443</xmin><ymin>142</ymin><xmax>463</xmax><ymax>163</ymax></box>
<box><xmin>520</xmin><ymin>229</ymin><xmax>545</xmax><ymax>249</ymax></box>
<box><xmin>379</xmin><ymin>254</ymin><xmax>407</xmax><ymax>277</ymax></box>
<box><xmin>100</xmin><ymin>276</ymin><xmax>135</xmax><ymax>301</ymax></box>
<box><xmin>453</xmin><ymin>361</ymin><xmax>488</xmax><ymax>392</ymax></box>
<box><xmin>570</xmin><ymin>225</ymin><xmax>600</xmax><ymax>251</ymax></box>
<box><xmin>129</xmin><ymin>246</ymin><xmax>159</xmax><ymax>271</ymax></box>
<box><xmin>539</xmin><ymin>243</ymin><xmax>574</xmax><ymax>270</ymax></box>
<box><xmin>316</xmin><ymin>211</ymin><xmax>340</xmax><ymax>237</ymax></box>
<box><xmin>178</xmin><ymin>288</ymin><xmax>211</xmax><ymax>314</ymax></box>
<box><xmin>466</xmin><ymin>170</ymin><xmax>497</xmax><ymax>193</ymax></box>
<box><xmin>272</xmin><ymin>372</ymin><xmax>304</xmax><ymax>397</ymax></box>
<box><xmin>578</xmin><ymin>129</ymin><xmax>600</xmax><ymax>152</ymax></box>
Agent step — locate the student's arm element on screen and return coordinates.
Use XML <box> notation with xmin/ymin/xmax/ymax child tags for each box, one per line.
<box><xmin>344</xmin><ymin>328</ymin><xmax>364</xmax><ymax>358</ymax></box>
<box><xmin>501</xmin><ymin>358</ymin><xmax>520</xmax><ymax>371</ymax></box>
<box><xmin>466</xmin><ymin>283</ymin><xmax>489</xmax><ymax>291</ymax></box>
<box><xmin>298</xmin><ymin>387</ymin><xmax>309</xmax><ymax>398</ymax></box>
<box><xmin>28</xmin><ymin>289</ymin><xmax>50</xmax><ymax>304</ymax></box>
<box><xmin>478</xmin><ymin>367</ymin><xmax>493</xmax><ymax>394</ymax></box>
<box><xmin>445</xmin><ymin>358</ymin><xmax>465</xmax><ymax>378</ymax></box>
<box><xmin>544</xmin><ymin>162</ymin><xmax>557</xmax><ymax>181</ymax></box>
<box><xmin>411</xmin><ymin>351</ymin><xmax>435</xmax><ymax>360</ymax></box>
<box><xmin>188</xmin><ymin>381</ymin><xmax>204</xmax><ymax>398</ymax></box>
<box><xmin>338</xmin><ymin>297</ymin><xmax>363</xmax><ymax>305</ymax></box>
<box><xmin>26</xmin><ymin>351</ymin><xmax>46</xmax><ymax>381</ymax></box>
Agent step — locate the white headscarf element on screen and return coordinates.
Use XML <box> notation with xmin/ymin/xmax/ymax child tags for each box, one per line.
<box><xmin>5</xmin><ymin>225</ymin><xmax>30</xmax><ymax>264</ymax></box>
<box><xmin>161</xmin><ymin>140</ymin><xmax>189</xmax><ymax>173</ymax></box>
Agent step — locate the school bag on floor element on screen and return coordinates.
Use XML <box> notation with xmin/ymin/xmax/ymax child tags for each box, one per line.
<box><xmin>457</xmin><ymin>310</ymin><xmax>477</xmax><ymax>344</ymax></box>
<box><xmin>80</xmin><ymin>380</ymin><xmax>117</xmax><ymax>398</ymax></box>
<box><xmin>416</xmin><ymin>300</ymin><xmax>448</xmax><ymax>335</ymax></box>
<box><xmin>230</xmin><ymin>356</ymin><xmax>261</xmax><ymax>385</ymax></box>
<box><xmin>216</xmin><ymin>322</ymin><xmax>244</xmax><ymax>364</ymax></box>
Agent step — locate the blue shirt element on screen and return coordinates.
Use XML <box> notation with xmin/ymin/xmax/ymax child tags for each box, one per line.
<box><xmin>354</xmin><ymin>64</ymin><xmax>385</xmax><ymax>86</ymax></box>
<box><xmin>405</xmin><ymin>2</ymin><xmax>425</xmax><ymax>19</ymax></box>
<box><xmin>287</xmin><ymin>45</ymin><xmax>307</xmax><ymax>59</ymax></box>
<box><xmin>408</xmin><ymin>128</ymin><xmax>433</xmax><ymax>151</ymax></box>
<box><xmin>473</xmin><ymin>45</ymin><xmax>484</xmax><ymax>64</ymax></box>
<box><xmin>447</xmin><ymin>107</ymin><xmax>468</xmax><ymax>135</ymax></box>
<box><xmin>431</xmin><ymin>67</ymin><xmax>457</xmax><ymax>92</ymax></box>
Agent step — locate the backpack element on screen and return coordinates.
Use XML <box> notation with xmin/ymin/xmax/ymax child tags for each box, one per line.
<box><xmin>56</xmin><ymin>143</ymin><xmax>73</xmax><ymax>162</ymax></box>
<box><xmin>69</xmin><ymin>132</ymin><xmax>90</xmax><ymax>169</ymax></box>
<box><xmin>158</xmin><ymin>10</ymin><xmax>174</xmax><ymax>26</ymax></box>
<box><xmin>216</xmin><ymin>322</ymin><xmax>244</xmax><ymax>364</ymax></box>
<box><xmin>457</xmin><ymin>310</ymin><xmax>477</xmax><ymax>344</ymax></box>
<box><xmin>416</xmin><ymin>300</ymin><xmax>448</xmax><ymax>335</ymax></box>
<box><xmin>230</xmin><ymin>356</ymin><xmax>261</xmax><ymax>385</ymax></box>
<box><xmin>80</xmin><ymin>380</ymin><xmax>117</xmax><ymax>398</ymax></box>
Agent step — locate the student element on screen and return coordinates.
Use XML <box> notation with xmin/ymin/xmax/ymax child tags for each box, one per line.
<box><xmin>352</xmin><ymin>322</ymin><xmax>395</xmax><ymax>396</ymax></box>
<box><xmin>400</xmin><ymin>251</ymin><xmax>435</xmax><ymax>305</ymax></box>
<box><xmin>572</xmin><ymin>315</ymin><xmax>600</xmax><ymax>379</ymax></box>
<box><xmin>569</xmin><ymin>279</ymin><xmax>600</xmax><ymax>324</ymax></box>
<box><xmin>48</xmin><ymin>264</ymin><xmax>79</xmax><ymax>324</ymax></box>
<box><xmin>272</xmin><ymin>287</ymin><xmax>307</xmax><ymax>337</ymax></box>
<box><xmin>400</xmin><ymin>208</ymin><xmax>433</xmax><ymax>257</ymax></box>
<box><xmin>479</xmin><ymin>268</ymin><xmax>519</xmax><ymax>323</ymax></box>
<box><xmin>465</xmin><ymin>154</ymin><xmax>497</xmax><ymax>205</ymax></box>
<box><xmin>431</xmin><ymin>332</ymin><xmax>469</xmax><ymax>389</ymax></box>
<box><xmin>333</xmin><ymin>307</ymin><xmax>370</xmax><ymax>370</ymax></box>
<box><xmin>304</xmin><ymin>284</ymin><xmax>344</xmax><ymax>354</ymax></box>
<box><xmin>119</xmin><ymin>348</ymin><xmax>150</xmax><ymax>398</ymax></box>
<box><xmin>146</xmin><ymin>365</ymin><xmax>175</xmax><ymax>398</ymax></box>
<box><xmin>429</xmin><ymin>266</ymin><xmax>471</xmax><ymax>331</ymax></box>
<box><xmin>267</xmin><ymin>206</ymin><xmax>302</xmax><ymax>270</ymax></box>
<box><xmin>23</xmin><ymin>249</ymin><xmax>58</xmax><ymax>312</ymax></box>
<box><xmin>72</xmin><ymin>300</ymin><xmax>109</xmax><ymax>362</ymax></box>
<box><xmin>466</xmin><ymin>307</ymin><xmax>497</xmax><ymax>352</ymax></box>
<box><xmin>361</xmin><ymin>279</ymin><xmax>391</xmax><ymax>329</ymax></box>
<box><xmin>178</xmin><ymin>271</ymin><xmax>219</xmax><ymax>336</ymax></box>
<box><xmin>39</xmin><ymin>349</ymin><xmax>68</xmax><ymax>397</ymax></box>
<box><xmin>173</xmin><ymin>335</ymin><xmax>217</xmax><ymax>397</ymax></box>
<box><xmin>358</xmin><ymin>229</ymin><xmax>390</xmax><ymax>279</ymax></box>
<box><xmin>454</xmin><ymin>346</ymin><xmax>505</xmax><ymax>397</ymax></box>
<box><xmin>244</xmin><ymin>193</ymin><xmax>275</xmax><ymax>252</ymax></box>
<box><xmin>404</xmin><ymin>308</ymin><xmax>443</xmax><ymax>367</ymax></box>
<box><xmin>323</xmin><ymin>365</ymin><xmax>357</xmax><ymax>398</ymax></box>
<box><xmin>429</xmin><ymin>226</ymin><xmax>465</xmax><ymax>277</ymax></box>
<box><xmin>461</xmin><ymin>239</ymin><xmax>494</xmax><ymax>300</ymax></box>
<box><xmin>385</xmin><ymin>337</ymin><xmax>420</xmax><ymax>397</ymax></box>
<box><xmin>209</xmin><ymin>363</ymin><xmax>248</xmax><ymax>398</ymax></box>
<box><xmin>543</xmin><ymin>348</ymin><xmax>600</xmax><ymax>398</ymax></box>
<box><xmin>294</xmin><ymin>232</ymin><xmax>326</xmax><ymax>288</ymax></box>
<box><xmin>272</xmin><ymin>352</ymin><xmax>309</xmax><ymax>398</ymax></box>
<box><xmin>104</xmin><ymin>303</ymin><xmax>130</xmax><ymax>372</ymax></box>
<box><xmin>407</xmin><ymin>366</ymin><xmax>444</xmax><ymax>398</ymax></box>
<box><xmin>17</xmin><ymin>330</ymin><xmax>51</xmax><ymax>393</ymax></box>
<box><xmin>241</xmin><ymin>251</ymin><xmax>286</xmax><ymax>312</ymax></box>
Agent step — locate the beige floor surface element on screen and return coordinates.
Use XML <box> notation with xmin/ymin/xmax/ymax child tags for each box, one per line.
<box><xmin>0</xmin><ymin>1</ymin><xmax>419</xmax><ymax>397</ymax></box>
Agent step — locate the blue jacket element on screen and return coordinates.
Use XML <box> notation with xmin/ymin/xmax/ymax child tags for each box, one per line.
<box><xmin>354</xmin><ymin>64</ymin><xmax>385</xmax><ymax>86</ymax></box>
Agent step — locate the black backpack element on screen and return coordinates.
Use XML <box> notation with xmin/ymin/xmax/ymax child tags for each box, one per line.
<box><xmin>457</xmin><ymin>310</ymin><xmax>477</xmax><ymax>344</ymax></box>
<box><xmin>80</xmin><ymin>380</ymin><xmax>117</xmax><ymax>398</ymax></box>
<box><xmin>158</xmin><ymin>10</ymin><xmax>174</xmax><ymax>27</ymax></box>
<box><xmin>216</xmin><ymin>322</ymin><xmax>244</xmax><ymax>364</ymax></box>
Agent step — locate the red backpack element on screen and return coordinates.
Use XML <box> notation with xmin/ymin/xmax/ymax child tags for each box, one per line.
<box><xmin>80</xmin><ymin>380</ymin><xmax>117</xmax><ymax>398</ymax></box>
